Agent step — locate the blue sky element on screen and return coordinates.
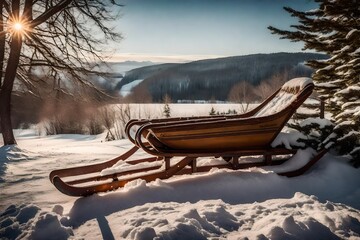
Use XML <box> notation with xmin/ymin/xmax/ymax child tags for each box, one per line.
<box><xmin>110</xmin><ymin>0</ymin><xmax>318</xmax><ymax>62</ymax></box>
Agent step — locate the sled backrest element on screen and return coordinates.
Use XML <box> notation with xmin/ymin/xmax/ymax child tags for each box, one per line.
<box><xmin>254</xmin><ymin>77</ymin><xmax>313</xmax><ymax>117</ymax></box>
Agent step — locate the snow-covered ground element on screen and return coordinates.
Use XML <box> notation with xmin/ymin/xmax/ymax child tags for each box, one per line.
<box><xmin>1</xmin><ymin>127</ymin><xmax>360</xmax><ymax>239</ymax></box>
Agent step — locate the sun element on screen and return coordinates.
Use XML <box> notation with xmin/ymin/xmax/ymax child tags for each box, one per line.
<box><xmin>13</xmin><ymin>22</ymin><xmax>24</xmax><ymax>31</ymax></box>
<box><xmin>8</xmin><ymin>17</ymin><xmax>31</xmax><ymax>37</ymax></box>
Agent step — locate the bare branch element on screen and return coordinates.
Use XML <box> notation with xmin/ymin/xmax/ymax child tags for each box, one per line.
<box><xmin>30</xmin><ymin>0</ymin><xmax>73</xmax><ymax>27</ymax></box>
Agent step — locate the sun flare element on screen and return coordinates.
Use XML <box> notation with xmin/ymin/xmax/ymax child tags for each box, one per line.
<box><xmin>8</xmin><ymin>17</ymin><xmax>31</xmax><ymax>37</ymax></box>
<box><xmin>13</xmin><ymin>22</ymin><xmax>24</xmax><ymax>31</ymax></box>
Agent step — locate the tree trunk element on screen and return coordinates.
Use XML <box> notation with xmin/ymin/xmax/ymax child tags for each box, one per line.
<box><xmin>0</xmin><ymin>1</ymin><xmax>5</xmax><ymax>87</ymax></box>
<box><xmin>0</xmin><ymin>33</ymin><xmax>23</xmax><ymax>145</ymax></box>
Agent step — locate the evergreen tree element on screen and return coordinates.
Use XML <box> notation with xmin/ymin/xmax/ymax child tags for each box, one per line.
<box><xmin>163</xmin><ymin>94</ymin><xmax>171</xmax><ymax>118</ymax></box>
<box><xmin>269</xmin><ymin>0</ymin><xmax>360</xmax><ymax>166</ymax></box>
<box><xmin>293</xmin><ymin>118</ymin><xmax>335</xmax><ymax>150</ymax></box>
<box><xmin>163</xmin><ymin>103</ymin><xmax>171</xmax><ymax>118</ymax></box>
<box><xmin>209</xmin><ymin>107</ymin><xmax>216</xmax><ymax>116</ymax></box>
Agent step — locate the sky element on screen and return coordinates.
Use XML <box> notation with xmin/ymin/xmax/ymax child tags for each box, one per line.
<box><xmin>109</xmin><ymin>0</ymin><xmax>318</xmax><ymax>62</ymax></box>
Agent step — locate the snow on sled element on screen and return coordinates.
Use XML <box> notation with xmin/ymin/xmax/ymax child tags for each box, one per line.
<box><xmin>49</xmin><ymin>77</ymin><xmax>328</xmax><ymax>197</ymax></box>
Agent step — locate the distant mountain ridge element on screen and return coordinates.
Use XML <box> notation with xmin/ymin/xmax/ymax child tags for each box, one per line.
<box><xmin>115</xmin><ymin>52</ymin><xmax>327</xmax><ymax>102</ymax></box>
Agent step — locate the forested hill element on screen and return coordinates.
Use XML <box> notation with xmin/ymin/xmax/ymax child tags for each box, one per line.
<box><xmin>117</xmin><ymin>52</ymin><xmax>327</xmax><ymax>102</ymax></box>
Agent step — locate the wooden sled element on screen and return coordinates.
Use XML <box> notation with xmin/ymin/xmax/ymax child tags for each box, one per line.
<box><xmin>49</xmin><ymin>77</ymin><xmax>328</xmax><ymax>197</ymax></box>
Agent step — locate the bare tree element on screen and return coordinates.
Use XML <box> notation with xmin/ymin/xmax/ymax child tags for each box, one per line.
<box><xmin>253</xmin><ymin>81</ymin><xmax>273</xmax><ymax>101</ymax></box>
<box><xmin>0</xmin><ymin>0</ymin><xmax>122</xmax><ymax>145</ymax></box>
<box><xmin>253</xmin><ymin>72</ymin><xmax>288</xmax><ymax>101</ymax></box>
<box><xmin>227</xmin><ymin>81</ymin><xmax>255</xmax><ymax>113</ymax></box>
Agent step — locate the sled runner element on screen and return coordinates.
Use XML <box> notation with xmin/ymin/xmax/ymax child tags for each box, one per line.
<box><xmin>50</xmin><ymin>77</ymin><xmax>328</xmax><ymax>197</ymax></box>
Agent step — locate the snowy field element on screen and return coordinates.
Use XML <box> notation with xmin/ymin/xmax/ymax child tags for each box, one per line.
<box><xmin>109</xmin><ymin>103</ymin><xmax>250</xmax><ymax>119</ymax></box>
<box><xmin>1</xmin><ymin>108</ymin><xmax>360</xmax><ymax>239</ymax></box>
